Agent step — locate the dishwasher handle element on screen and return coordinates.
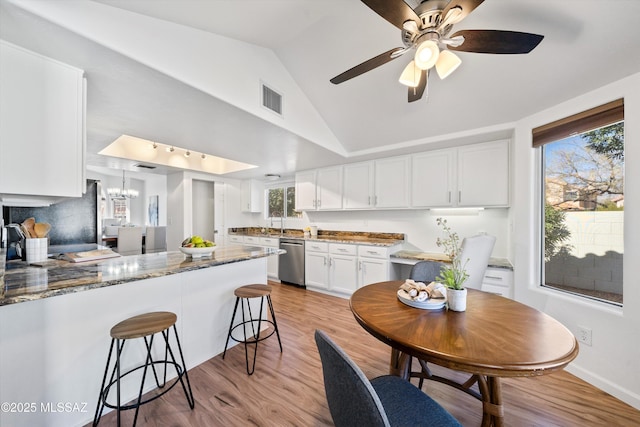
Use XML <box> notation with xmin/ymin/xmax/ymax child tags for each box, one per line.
<box><xmin>280</xmin><ymin>241</ymin><xmax>304</xmax><ymax>247</ymax></box>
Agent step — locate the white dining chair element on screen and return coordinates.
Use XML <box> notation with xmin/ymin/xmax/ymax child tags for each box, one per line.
<box><xmin>116</xmin><ymin>227</ymin><xmax>143</xmax><ymax>256</ymax></box>
<box><xmin>458</xmin><ymin>234</ymin><xmax>496</xmax><ymax>290</ymax></box>
<box><xmin>145</xmin><ymin>226</ymin><xmax>167</xmax><ymax>253</ymax></box>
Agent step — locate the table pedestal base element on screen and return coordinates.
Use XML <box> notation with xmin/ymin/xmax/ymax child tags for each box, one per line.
<box><xmin>390</xmin><ymin>349</ymin><xmax>504</xmax><ymax>427</ymax></box>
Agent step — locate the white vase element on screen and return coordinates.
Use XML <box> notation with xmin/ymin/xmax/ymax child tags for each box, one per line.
<box><xmin>447</xmin><ymin>288</ymin><xmax>467</xmax><ymax>312</ymax></box>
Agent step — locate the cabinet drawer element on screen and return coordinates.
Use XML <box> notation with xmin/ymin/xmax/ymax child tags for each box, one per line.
<box><xmin>357</xmin><ymin>245</ymin><xmax>390</xmax><ymax>259</ymax></box>
<box><xmin>329</xmin><ymin>243</ymin><xmax>357</xmax><ymax>256</ymax></box>
<box><xmin>481</xmin><ymin>283</ymin><xmax>510</xmax><ymax>297</ymax></box>
<box><xmin>228</xmin><ymin>235</ymin><xmax>243</xmax><ymax>243</ymax></box>
<box><xmin>243</xmin><ymin>236</ymin><xmax>260</xmax><ymax>244</ymax></box>
<box><xmin>306</xmin><ymin>242</ymin><xmax>329</xmax><ymax>253</ymax></box>
<box><xmin>483</xmin><ymin>268</ymin><xmax>512</xmax><ymax>285</ymax></box>
<box><xmin>259</xmin><ymin>237</ymin><xmax>279</xmax><ymax>247</ymax></box>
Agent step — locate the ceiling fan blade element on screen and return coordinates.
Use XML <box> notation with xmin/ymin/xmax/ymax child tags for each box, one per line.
<box><xmin>449</xmin><ymin>30</ymin><xmax>544</xmax><ymax>54</ymax></box>
<box><xmin>361</xmin><ymin>0</ymin><xmax>420</xmax><ymax>30</ymax></box>
<box><xmin>408</xmin><ymin>69</ymin><xmax>427</xmax><ymax>103</ymax></box>
<box><xmin>330</xmin><ymin>47</ymin><xmax>404</xmax><ymax>84</ymax></box>
<box><xmin>441</xmin><ymin>0</ymin><xmax>485</xmax><ymax>24</ymax></box>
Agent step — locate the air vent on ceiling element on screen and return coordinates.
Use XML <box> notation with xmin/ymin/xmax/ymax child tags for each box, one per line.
<box><xmin>134</xmin><ymin>163</ymin><xmax>156</xmax><ymax>169</ymax></box>
<box><xmin>261</xmin><ymin>83</ymin><xmax>283</xmax><ymax>116</ymax></box>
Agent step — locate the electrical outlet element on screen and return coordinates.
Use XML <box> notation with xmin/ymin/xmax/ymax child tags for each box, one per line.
<box><xmin>577</xmin><ymin>325</ymin><xmax>592</xmax><ymax>346</ymax></box>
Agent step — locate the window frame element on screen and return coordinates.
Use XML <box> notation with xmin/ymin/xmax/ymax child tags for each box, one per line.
<box><xmin>535</xmin><ymin>102</ymin><xmax>624</xmax><ymax>307</ymax></box>
<box><xmin>265</xmin><ymin>182</ymin><xmax>301</xmax><ymax>219</ymax></box>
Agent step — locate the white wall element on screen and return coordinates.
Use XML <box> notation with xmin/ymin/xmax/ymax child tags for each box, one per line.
<box><xmin>512</xmin><ymin>72</ymin><xmax>640</xmax><ymax>408</ymax></box>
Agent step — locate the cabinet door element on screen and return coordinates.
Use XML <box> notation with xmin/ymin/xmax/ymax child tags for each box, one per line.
<box><xmin>305</xmin><ymin>251</ymin><xmax>329</xmax><ymax>289</ymax></box>
<box><xmin>295</xmin><ymin>170</ymin><xmax>317</xmax><ymax>211</ymax></box>
<box><xmin>457</xmin><ymin>140</ymin><xmax>509</xmax><ymax>207</ymax></box>
<box><xmin>240</xmin><ymin>180</ymin><xmax>262</xmax><ymax>212</ymax></box>
<box><xmin>316</xmin><ymin>166</ymin><xmax>343</xmax><ymax>210</ymax></box>
<box><xmin>343</xmin><ymin>162</ymin><xmax>374</xmax><ymax>209</ymax></box>
<box><xmin>374</xmin><ymin>156</ymin><xmax>410</xmax><ymax>208</ymax></box>
<box><xmin>0</xmin><ymin>41</ymin><xmax>84</xmax><ymax>197</ymax></box>
<box><xmin>359</xmin><ymin>258</ymin><xmax>389</xmax><ymax>287</ymax></box>
<box><xmin>411</xmin><ymin>150</ymin><xmax>455</xmax><ymax>207</ymax></box>
<box><xmin>330</xmin><ymin>254</ymin><xmax>358</xmax><ymax>294</ymax></box>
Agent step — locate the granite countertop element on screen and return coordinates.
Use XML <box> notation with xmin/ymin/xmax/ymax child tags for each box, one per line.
<box><xmin>0</xmin><ymin>246</ymin><xmax>282</xmax><ymax>307</ymax></box>
<box><xmin>230</xmin><ymin>228</ymin><xmax>404</xmax><ymax>247</ymax></box>
<box><xmin>390</xmin><ymin>250</ymin><xmax>513</xmax><ymax>270</ymax></box>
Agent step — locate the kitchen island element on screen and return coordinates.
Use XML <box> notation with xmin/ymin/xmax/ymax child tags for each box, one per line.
<box><xmin>0</xmin><ymin>245</ymin><xmax>281</xmax><ymax>427</ymax></box>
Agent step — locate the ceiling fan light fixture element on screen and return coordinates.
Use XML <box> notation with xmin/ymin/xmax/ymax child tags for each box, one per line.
<box><xmin>399</xmin><ymin>60</ymin><xmax>421</xmax><ymax>87</ymax></box>
<box><xmin>415</xmin><ymin>39</ymin><xmax>440</xmax><ymax>70</ymax></box>
<box><xmin>435</xmin><ymin>50</ymin><xmax>462</xmax><ymax>79</ymax></box>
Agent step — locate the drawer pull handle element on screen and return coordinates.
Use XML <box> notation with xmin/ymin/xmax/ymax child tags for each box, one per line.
<box><xmin>366</xmin><ymin>251</ymin><xmax>378</xmax><ymax>255</ymax></box>
<box><xmin>485</xmin><ymin>276</ymin><xmax>502</xmax><ymax>280</ymax></box>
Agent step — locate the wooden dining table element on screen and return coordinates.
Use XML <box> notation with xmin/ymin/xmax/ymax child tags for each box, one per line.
<box><xmin>350</xmin><ymin>281</ymin><xmax>579</xmax><ymax>427</ymax></box>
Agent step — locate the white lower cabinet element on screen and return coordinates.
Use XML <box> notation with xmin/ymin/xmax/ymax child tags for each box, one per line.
<box><xmin>358</xmin><ymin>245</ymin><xmax>393</xmax><ymax>287</ymax></box>
<box><xmin>305</xmin><ymin>242</ymin><xmax>330</xmax><ymax>289</ymax></box>
<box><xmin>305</xmin><ymin>242</ymin><xmax>396</xmax><ymax>295</ymax></box>
<box><xmin>259</xmin><ymin>237</ymin><xmax>280</xmax><ymax>280</ymax></box>
<box><xmin>328</xmin><ymin>244</ymin><xmax>358</xmax><ymax>294</ymax></box>
<box><xmin>481</xmin><ymin>267</ymin><xmax>513</xmax><ymax>298</ymax></box>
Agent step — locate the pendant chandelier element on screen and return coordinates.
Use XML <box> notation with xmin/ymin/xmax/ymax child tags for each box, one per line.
<box><xmin>107</xmin><ymin>170</ymin><xmax>138</xmax><ymax>199</ymax></box>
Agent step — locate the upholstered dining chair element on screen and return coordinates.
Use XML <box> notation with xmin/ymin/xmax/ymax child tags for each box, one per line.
<box><xmin>116</xmin><ymin>227</ymin><xmax>143</xmax><ymax>256</ymax></box>
<box><xmin>458</xmin><ymin>234</ymin><xmax>496</xmax><ymax>289</ymax></box>
<box><xmin>409</xmin><ymin>260</ymin><xmax>445</xmax><ymax>283</ymax></box>
<box><xmin>314</xmin><ymin>329</ymin><xmax>462</xmax><ymax>427</ymax></box>
<box><xmin>145</xmin><ymin>226</ymin><xmax>167</xmax><ymax>253</ymax></box>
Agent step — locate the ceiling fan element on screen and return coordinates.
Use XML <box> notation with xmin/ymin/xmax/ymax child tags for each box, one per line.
<box><xmin>330</xmin><ymin>0</ymin><xmax>544</xmax><ymax>102</ymax></box>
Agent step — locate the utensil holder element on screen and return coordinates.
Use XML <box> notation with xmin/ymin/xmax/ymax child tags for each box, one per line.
<box><xmin>25</xmin><ymin>238</ymin><xmax>48</xmax><ymax>264</ymax></box>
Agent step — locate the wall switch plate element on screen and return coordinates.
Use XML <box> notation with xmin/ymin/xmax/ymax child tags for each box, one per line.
<box><xmin>577</xmin><ymin>325</ymin><xmax>592</xmax><ymax>346</ymax></box>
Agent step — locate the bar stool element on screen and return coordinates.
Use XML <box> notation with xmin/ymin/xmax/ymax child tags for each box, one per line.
<box><xmin>223</xmin><ymin>284</ymin><xmax>283</xmax><ymax>375</ymax></box>
<box><xmin>93</xmin><ymin>311</ymin><xmax>195</xmax><ymax>426</ymax></box>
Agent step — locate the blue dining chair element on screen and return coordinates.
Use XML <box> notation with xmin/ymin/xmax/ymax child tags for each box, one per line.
<box><xmin>409</xmin><ymin>260</ymin><xmax>445</xmax><ymax>282</ymax></box>
<box><xmin>314</xmin><ymin>330</ymin><xmax>462</xmax><ymax>427</ymax></box>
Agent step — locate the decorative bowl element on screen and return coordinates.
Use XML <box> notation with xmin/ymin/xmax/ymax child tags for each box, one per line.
<box><xmin>179</xmin><ymin>246</ymin><xmax>216</xmax><ymax>258</ymax></box>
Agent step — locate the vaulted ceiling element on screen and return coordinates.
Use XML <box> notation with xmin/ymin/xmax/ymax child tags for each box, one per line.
<box><xmin>1</xmin><ymin>0</ymin><xmax>639</xmax><ymax>180</ymax></box>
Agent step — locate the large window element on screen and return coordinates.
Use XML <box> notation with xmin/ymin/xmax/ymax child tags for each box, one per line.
<box><xmin>535</xmin><ymin>100</ymin><xmax>624</xmax><ymax>305</ymax></box>
<box><xmin>266</xmin><ymin>185</ymin><xmax>301</xmax><ymax>218</ymax></box>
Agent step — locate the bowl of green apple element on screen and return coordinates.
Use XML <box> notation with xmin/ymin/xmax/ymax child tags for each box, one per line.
<box><xmin>179</xmin><ymin>235</ymin><xmax>216</xmax><ymax>258</ymax></box>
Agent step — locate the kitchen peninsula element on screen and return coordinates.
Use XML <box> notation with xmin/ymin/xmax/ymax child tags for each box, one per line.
<box><xmin>0</xmin><ymin>245</ymin><xmax>281</xmax><ymax>427</ymax></box>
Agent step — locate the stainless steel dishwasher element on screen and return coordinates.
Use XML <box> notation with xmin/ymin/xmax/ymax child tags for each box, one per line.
<box><xmin>279</xmin><ymin>238</ymin><xmax>305</xmax><ymax>287</ymax></box>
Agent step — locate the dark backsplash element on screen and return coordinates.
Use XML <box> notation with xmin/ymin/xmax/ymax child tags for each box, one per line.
<box><xmin>3</xmin><ymin>180</ymin><xmax>98</xmax><ymax>245</ymax></box>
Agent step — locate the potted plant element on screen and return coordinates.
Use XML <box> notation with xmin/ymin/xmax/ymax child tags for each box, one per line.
<box><xmin>435</xmin><ymin>218</ymin><xmax>469</xmax><ymax>311</ymax></box>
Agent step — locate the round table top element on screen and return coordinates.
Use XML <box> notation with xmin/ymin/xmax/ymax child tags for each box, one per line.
<box><xmin>350</xmin><ymin>281</ymin><xmax>579</xmax><ymax>377</ymax></box>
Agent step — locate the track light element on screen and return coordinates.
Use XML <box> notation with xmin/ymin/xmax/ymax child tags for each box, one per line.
<box><xmin>184</xmin><ymin>150</ymin><xmax>190</xmax><ymax>158</ymax></box>
<box><xmin>201</xmin><ymin>153</ymin><xmax>206</xmax><ymax>159</ymax></box>
<box><xmin>152</xmin><ymin>142</ymin><xmax>157</xmax><ymax>149</ymax></box>
<box><xmin>166</xmin><ymin>146</ymin><xmax>174</xmax><ymax>153</ymax></box>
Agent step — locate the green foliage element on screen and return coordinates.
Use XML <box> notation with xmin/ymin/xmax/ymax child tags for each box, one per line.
<box><xmin>544</xmin><ymin>204</ymin><xmax>572</xmax><ymax>260</ymax></box>
<box><xmin>435</xmin><ymin>218</ymin><xmax>469</xmax><ymax>290</ymax></box>
<box><xmin>582</xmin><ymin>122</ymin><xmax>624</xmax><ymax>161</ymax></box>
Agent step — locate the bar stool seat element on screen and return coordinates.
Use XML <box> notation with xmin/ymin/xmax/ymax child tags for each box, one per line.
<box><xmin>223</xmin><ymin>284</ymin><xmax>282</xmax><ymax>375</ymax></box>
<box><xmin>93</xmin><ymin>312</ymin><xmax>195</xmax><ymax>426</ymax></box>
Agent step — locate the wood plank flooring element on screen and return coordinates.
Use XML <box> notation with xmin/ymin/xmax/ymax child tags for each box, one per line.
<box><xmin>91</xmin><ymin>281</ymin><xmax>640</xmax><ymax>426</ymax></box>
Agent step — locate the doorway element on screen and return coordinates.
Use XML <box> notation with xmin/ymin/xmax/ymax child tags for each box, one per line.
<box><xmin>192</xmin><ymin>179</ymin><xmax>215</xmax><ymax>242</ymax></box>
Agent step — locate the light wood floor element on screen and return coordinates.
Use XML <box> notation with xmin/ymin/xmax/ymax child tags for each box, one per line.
<box><xmin>91</xmin><ymin>281</ymin><xmax>640</xmax><ymax>426</ymax></box>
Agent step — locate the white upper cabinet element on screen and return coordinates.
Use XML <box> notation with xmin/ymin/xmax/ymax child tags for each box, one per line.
<box><xmin>373</xmin><ymin>156</ymin><xmax>410</xmax><ymax>208</ymax></box>
<box><xmin>294</xmin><ymin>141</ymin><xmax>508</xmax><ymax>212</ymax></box>
<box><xmin>457</xmin><ymin>140</ymin><xmax>509</xmax><ymax>207</ymax></box>
<box><xmin>0</xmin><ymin>41</ymin><xmax>85</xmax><ymax>200</ymax></box>
<box><xmin>343</xmin><ymin>157</ymin><xmax>409</xmax><ymax>210</ymax></box>
<box><xmin>343</xmin><ymin>162</ymin><xmax>374</xmax><ymax>209</ymax></box>
<box><xmin>241</xmin><ymin>179</ymin><xmax>263</xmax><ymax>212</ymax></box>
<box><xmin>295</xmin><ymin>170</ymin><xmax>317</xmax><ymax>211</ymax></box>
<box><xmin>316</xmin><ymin>166</ymin><xmax>343</xmax><ymax>210</ymax></box>
<box><xmin>410</xmin><ymin>140</ymin><xmax>509</xmax><ymax>208</ymax></box>
<box><xmin>295</xmin><ymin>166</ymin><xmax>343</xmax><ymax>211</ymax></box>
<box><xmin>411</xmin><ymin>149</ymin><xmax>455</xmax><ymax>208</ymax></box>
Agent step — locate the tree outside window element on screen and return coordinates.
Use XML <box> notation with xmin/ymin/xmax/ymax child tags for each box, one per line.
<box><xmin>267</xmin><ymin>186</ymin><xmax>301</xmax><ymax>218</ymax></box>
<box><xmin>542</xmin><ymin>121</ymin><xmax>624</xmax><ymax>305</ymax></box>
